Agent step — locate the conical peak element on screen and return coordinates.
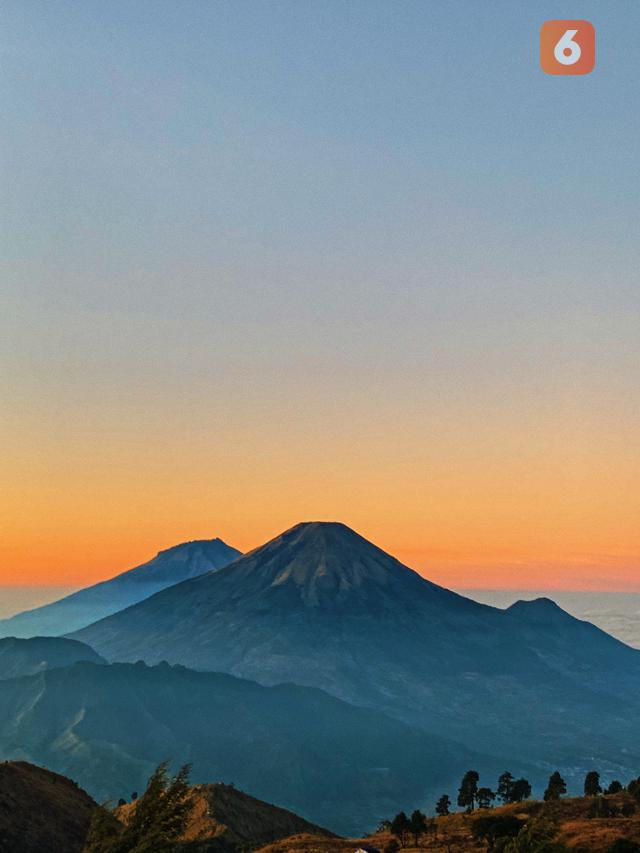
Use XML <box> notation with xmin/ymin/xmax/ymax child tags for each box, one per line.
<box><xmin>227</xmin><ymin>521</ymin><xmax>432</xmax><ymax>610</ymax></box>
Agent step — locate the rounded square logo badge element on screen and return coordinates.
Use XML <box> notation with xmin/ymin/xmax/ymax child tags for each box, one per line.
<box><xmin>540</xmin><ymin>20</ymin><xmax>595</xmax><ymax>75</ymax></box>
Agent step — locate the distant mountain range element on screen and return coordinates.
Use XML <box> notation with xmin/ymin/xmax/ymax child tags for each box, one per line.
<box><xmin>1</xmin><ymin>521</ymin><xmax>639</xmax><ymax>834</ymax></box>
<box><xmin>71</xmin><ymin>522</ymin><xmax>640</xmax><ymax>780</ymax></box>
<box><xmin>0</xmin><ymin>660</ymin><xmax>495</xmax><ymax>834</ymax></box>
<box><xmin>0</xmin><ymin>636</ymin><xmax>105</xmax><ymax>680</ymax></box>
<box><xmin>0</xmin><ymin>537</ymin><xmax>241</xmax><ymax>638</ymax></box>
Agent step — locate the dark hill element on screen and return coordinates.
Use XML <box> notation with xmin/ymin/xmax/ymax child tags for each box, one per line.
<box><xmin>0</xmin><ymin>761</ymin><xmax>96</xmax><ymax>853</ymax></box>
<box><xmin>72</xmin><ymin>522</ymin><xmax>640</xmax><ymax>781</ymax></box>
<box><xmin>0</xmin><ymin>537</ymin><xmax>241</xmax><ymax>639</ymax></box>
<box><xmin>118</xmin><ymin>781</ymin><xmax>334</xmax><ymax>850</ymax></box>
<box><xmin>0</xmin><ymin>636</ymin><xmax>105</xmax><ymax>680</ymax></box>
<box><xmin>0</xmin><ymin>660</ymin><xmax>502</xmax><ymax>835</ymax></box>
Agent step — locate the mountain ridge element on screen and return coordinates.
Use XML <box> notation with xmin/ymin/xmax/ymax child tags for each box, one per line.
<box><xmin>71</xmin><ymin>522</ymin><xmax>640</xmax><ymax>781</ymax></box>
<box><xmin>0</xmin><ymin>636</ymin><xmax>105</xmax><ymax>680</ymax></box>
<box><xmin>0</xmin><ymin>659</ymin><xmax>499</xmax><ymax>834</ymax></box>
<box><xmin>0</xmin><ymin>536</ymin><xmax>241</xmax><ymax>639</ymax></box>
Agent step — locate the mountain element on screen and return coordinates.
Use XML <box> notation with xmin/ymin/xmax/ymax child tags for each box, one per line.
<box><xmin>117</xmin><ymin>781</ymin><xmax>334</xmax><ymax>850</ymax></box>
<box><xmin>0</xmin><ymin>636</ymin><xmax>105</xmax><ymax>680</ymax></box>
<box><xmin>72</xmin><ymin>522</ymin><xmax>640</xmax><ymax>779</ymax></box>
<box><xmin>0</xmin><ymin>761</ymin><xmax>97</xmax><ymax>853</ymax></box>
<box><xmin>0</xmin><ymin>659</ymin><xmax>500</xmax><ymax>835</ymax></box>
<box><xmin>0</xmin><ymin>537</ymin><xmax>241</xmax><ymax>639</ymax></box>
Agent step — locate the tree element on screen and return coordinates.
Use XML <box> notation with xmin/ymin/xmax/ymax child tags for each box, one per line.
<box><xmin>511</xmin><ymin>779</ymin><xmax>532</xmax><ymax>803</ymax></box>
<box><xmin>436</xmin><ymin>794</ymin><xmax>451</xmax><ymax>817</ymax></box>
<box><xmin>497</xmin><ymin>773</ymin><xmax>515</xmax><ymax>804</ymax></box>
<box><xmin>477</xmin><ymin>788</ymin><xmax>496</xmax><ymax>809</ymax></box>
<box><xmin>409</xmin><ymin>810</ymin><xmax>428</xmax><ymax>846</ymax></box>
<box><xmin>384</xmin><ymin>840</ymin><xmax>401</xmax><ymax>853</ymax></box>
<box><xmin>84</xmin><ymin>762</ymin><xmax>193</xmax><ymax>853</ymax></box>
<box><xmin>391</xmin><ymin>811</ymin><xmax>411</xmax><ymax>848</ymax></box>
<box><xmin>621</xmin><ymin>801</ymin><xmax>636</xmax><ymax>817</ymax></box>
<box><xmin>84</xmin><ymin>805</ymin><xmax>122</xmax><ymax>853</ymax></box>
<box><xmin>458</xmin><ymin>770</ymin><xmax>480</xmax><ymax>812</ymax></box>
<box><xmin>584</xmin><ymin>771</ymin><xmax>602</xmax><ymax>797</ymax></box>
<box><xmin>543</xmin><ymin>772</ymin><xmax>567</xmax><ymax>802</ymax></box>
<box><xmin>606</xmin><ymin>781</ymin><xmax>624</xmax><ymax>795</ymax></box>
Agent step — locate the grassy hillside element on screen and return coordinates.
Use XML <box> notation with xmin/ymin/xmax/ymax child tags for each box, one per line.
<box><xmin>115</xmin><ymin>781</ymin><xmax>334</xmax><ymax>851</ymax></box>
<box><xmin>410</xmin><ymin>797</ymin><xmax>640</xmax><ymax>853</ymax></box>
<box><xmin>0</xmin><ymin>761</ymin><xmax>96</xmax><ymax>853</ymax></box>
<box><xmin>253</xmin><ymin>795</ymin><xmax>640</xmax><ymax>853</ymax></box>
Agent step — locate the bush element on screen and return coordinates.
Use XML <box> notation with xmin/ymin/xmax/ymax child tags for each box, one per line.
<box><xmin>501</xmin><ymin>819</ymin><xmax>567</xmax><ymax>853</ymax></box>
<box><xmin>472</xmin><ymin>816</ymin><xmax>524</xmax><ymax>850</ymax></box>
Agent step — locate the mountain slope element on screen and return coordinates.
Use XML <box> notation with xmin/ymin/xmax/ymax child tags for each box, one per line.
<box><xmin>0</xmin><ymin>636</ymin><xmax>105</xmax><ymax>680</ymax></box>
<box><xmin>0</xmin><ymin>761</ymin><xmax>97</xmax><ymax>853</ymax></box>
<box><xmin>0</xmin><ymin>537</ymin><xmax>241</xmax><ymax>639</ymax></box>
<box><xmin>0</xmin><ymin>660</ymin><xmax>502</xmax><ymax>835</ymax></box>
<box><xmin>117</xmin><ymin>781</ymin><xmax>334</xmax><ymax>850</ymax></box>
<box><xmin>72</xmin><ymin>522</ymin><xmax>640</xmax><ymax>778</ymax></box>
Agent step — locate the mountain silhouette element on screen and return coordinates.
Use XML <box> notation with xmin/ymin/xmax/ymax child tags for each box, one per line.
<box><xmin>0</xmin><ymin>636</ymin><xmax>105</xmax><ymax>680</ymax></box>
<box><xmin>72</xmin><ymin>522</ymin><xmax>640</xmax><ymax>779</ymax></box>
<box><xmin>0</xmin><ymin>537</ymin><xmax>241</xmax><ymax>639</ymax></box>
<box><xmin>0</xmin><ymin>660</ymin><xmax>497</xmax><ymax>835</ymax></box>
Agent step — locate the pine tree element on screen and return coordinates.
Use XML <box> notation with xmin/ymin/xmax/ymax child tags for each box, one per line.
<box><xmin>497</xmin><ymin>772</ymin><xmax>515</xmax><ymax>804</ymax></box>
<box><xmin>511</xmin><ymin>779</ymin><xmax>532</xmax><ymax>803</ymax></box>
<box><xmin>409</xmin><ymin>810</ymin><xmax>428</xmax><ymax>846</ymax></box>
<box><xmin>584</xmin><ymin>771</ymin><xmax>602</xmax><ymax>797</ymax></box>
<box><xmin>543</xmin><ymin>771</ymin><xmax>567</xmax><ymax>802</ymax></box>
<box><xmin>435</xmin><ymin>794</ymin><xmax>451</xmax><ymax>817</ymax></box>
<box><xmin>84</xmin><ymin>762</ymin><xmax>193</xmax><ymax>853</ymax></box>
<box><xmin>458</xmin><ymin>770</ymin><xmax>480</xmax><ymax>812</ymax></box>
<box><xmin>390</xmin><ymin>811</ymin><xmax>411</xmax><ymax>848</ymax></box>
<box><xmin>477</xmin><ymin>787</ymin><xmax>496</xmax><ymax>809</ymax></box>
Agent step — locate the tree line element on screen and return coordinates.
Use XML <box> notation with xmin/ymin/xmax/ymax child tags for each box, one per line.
<box><xmin>383</xmin><ymin>768</ymin><xmax>640</xmax><ymax>849</ymax></box>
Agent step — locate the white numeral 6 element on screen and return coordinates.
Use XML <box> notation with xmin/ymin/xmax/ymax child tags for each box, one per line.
<box><xmin>554</xmin><ymin>29</ymin><xmax>581</xmax><ymax>65</ymax></box>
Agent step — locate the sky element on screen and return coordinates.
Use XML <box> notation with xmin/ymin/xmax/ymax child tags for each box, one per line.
<box><xmin>1</xmin><ymin>1</ymin><xmax>639</xmax><ymax>591</ymax></box>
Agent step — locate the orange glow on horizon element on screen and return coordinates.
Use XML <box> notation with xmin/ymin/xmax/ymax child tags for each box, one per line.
<box><xmin>2</xmin><ymin>348</ymin><xmax>638</xmax><ymax>593</ymax></box>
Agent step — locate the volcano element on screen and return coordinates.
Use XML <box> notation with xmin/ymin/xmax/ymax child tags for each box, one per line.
<box><xmin>0</xmin><ymin>537</ymin><xmax>241</xmax><ymax>639</ymax></box>
<box><xmin>72</xmin><ymin>522</ymin><xmax>640</xmax><ymax>778</ymax></box>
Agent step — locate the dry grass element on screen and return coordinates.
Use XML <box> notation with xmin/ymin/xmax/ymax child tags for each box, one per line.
<box><xmin>255</xmin><ymin>796</ymin><xmax>640</xmax><ymax>853</ymax></box>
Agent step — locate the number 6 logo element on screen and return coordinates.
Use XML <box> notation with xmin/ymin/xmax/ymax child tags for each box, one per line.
<box><xmin>554</xmin><ymin>30</ymin><xmax>581</xmax><ymax>65</ymax></box>
<box><xmin>540</xmin><ymin>20</ymin><xmax>595</xmax><ymax>75</ymax></box>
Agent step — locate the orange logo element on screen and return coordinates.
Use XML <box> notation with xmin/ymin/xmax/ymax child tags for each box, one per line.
<box><xmin>540</xmin><ymin>20</ymin><xmax>595</xmax><ymax>75</ymax></box>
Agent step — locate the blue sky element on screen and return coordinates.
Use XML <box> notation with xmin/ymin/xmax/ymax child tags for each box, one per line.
<box><xmin>1</xmin><ymin>1</ymin><xmax>639</xmax><ymax>589</ymax></box>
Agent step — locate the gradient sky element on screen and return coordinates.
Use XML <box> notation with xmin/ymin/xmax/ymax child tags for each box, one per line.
<box><xmin>2</xmin><ymin>1</ymin><xmax>639</xmax><ymax>591</ymax></box>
